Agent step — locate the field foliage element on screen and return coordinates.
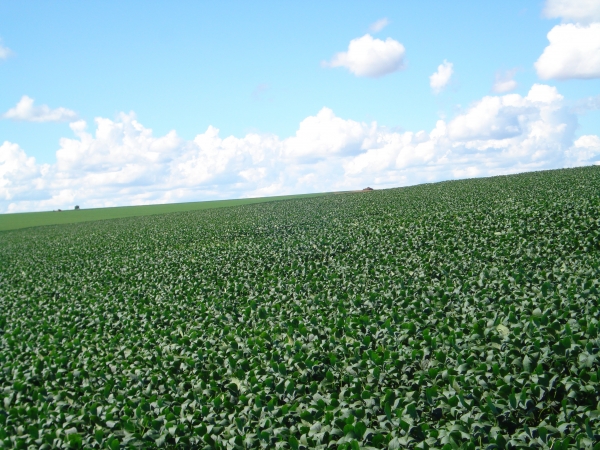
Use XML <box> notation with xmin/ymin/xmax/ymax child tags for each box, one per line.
<box><xmin>1</xmin><ymin>167</ymin><xmax>599</xmax><ymax>449</ymax></box>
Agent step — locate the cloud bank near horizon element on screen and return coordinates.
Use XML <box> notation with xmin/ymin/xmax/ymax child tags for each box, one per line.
<box><xmin>1</xmin><ymin>84</ymin><xmax>599</xmax><ymax>214</ymax></box>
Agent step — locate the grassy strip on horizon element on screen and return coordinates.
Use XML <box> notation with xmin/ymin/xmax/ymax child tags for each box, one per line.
<box><xmin>0</xmin><ymin>192</ymin><xmax>333</xmax><ymax>232</ymax></box>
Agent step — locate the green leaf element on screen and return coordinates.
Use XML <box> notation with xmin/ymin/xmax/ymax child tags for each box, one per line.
<box><xmin>435</xmin><ymin>351</ymin><xmax>446</xmax><ymax>363</ymax></box>
<box><xmin>301</xmin><ymin>411</ymin><xmax>313</xmax><ymax>422</ymax></box>
<box><xmin>384</xmin><ymin>402</ymin><xmax>392</xmax><ymax>420</ymax></box>
<box><xmin>94</xmin><ymin>428</ymin><xmax>104</xmax><ymax>444</ymax></box>
<box><xmin>108</xmin><ymin>438</ymin><xmax>120</xmax><ymax>450</ymax></box>
<box><xmin>278</xmin><ymin>362</ymin><xmax>287</xmax><ymax>375</ymax></box>
<box><xmin>67</xmin><ymin>432</ymin><xmax>82</xmax><ymax>447</ymax></box>
<box><xmin>509</xmin><ymin>392</ymin><xmax>517</xmax><ymax>409</ymax></box>
<box><xmin>354</xmin><ymin>421</ymin><xmax>367</xmax><ymax>439</ymax></box>
<box><xmin>406</xmin><ymin>403</ymin><xmax>417</xmax><ymax>419</ymax></box>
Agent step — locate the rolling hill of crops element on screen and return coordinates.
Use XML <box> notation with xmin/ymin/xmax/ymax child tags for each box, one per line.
<box><xmin>1</xmin><ymin>166</ymin><xmax>599</xmax><ymax>449</ymax></box>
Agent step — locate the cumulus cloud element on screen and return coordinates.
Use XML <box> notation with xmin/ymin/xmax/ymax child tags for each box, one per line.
<box><xmin>566</xmin><ymin>134</ymin><xmax>600</xmax><ymax>166</ymax></box>
<box><xmin>323</xmin><ymin>34</ymin><xmax>405</xmax><ymax>78</ymax></box>
<box><xmin>447</xmin><ymin>85</ymin><xmax>571</xmax><ymax>156</ymax></box>
<box><xmin>429</xmin><ymin>60</ymin><xmax>453</xmax><ymax>94</ymax></box>
<box><xmin>492</xmin><ymin>69</ymin><xmax>518</xmax><ymax>93</ymax></box>
<box><xmin>543</xmin><ymin>0</ymin><xmax>600</xmax><ymax>23</ymax></box>
<box><xmin>536</xmin><ymin>0</ymin><xmax>600</xmax><ymax>79</ymax></box>
<box><xmin>283</xmin><ymin>107</ymin><xmax>375</xmax><ymax>160</ymax></box>
<box><xmin>369</xmin><ymin>18</ymin><xmax>390</xmax><ymax>33</ymax></box>
<box><xmin>535</xmin><ymin>23</ymin><xmax>600</xmax><ymax>79</ymax></box>
<box><xmin>0</xmin><ymin>142</ymin><xmax>46</xmax><ymax>203</ymax></box>
<box><xmin>3</xmin><ymin>95</ymin><xmax>78</xmax><ymax>123</ymax></box>
<box><xmin>1</xmin><ymin>84</ymin><xmax>595</xmax><ymax>213</ymax></box>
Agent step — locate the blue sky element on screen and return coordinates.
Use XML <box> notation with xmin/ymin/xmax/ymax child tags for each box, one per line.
<box><xmin>1</xmin><ymin>0</ymin><xmax>600</xmax><ymax>212</ymax></box>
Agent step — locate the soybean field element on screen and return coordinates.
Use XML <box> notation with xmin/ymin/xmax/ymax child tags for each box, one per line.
<box><xmin>1</xmin><ymin>166</ymin><xmax>599</xmax><ymax>449</ymax></box>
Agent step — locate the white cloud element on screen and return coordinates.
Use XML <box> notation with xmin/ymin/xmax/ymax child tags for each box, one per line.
<box><xmin>323</xmin><ymin>34</ymin><xmax>405</xmax><ymax>78</ymax></box>
<box><xmin>3</xmin><ymin>95</ymin><xmax>78</xmax><ymax>122</ymax></box>
<box><xmin>0</xmin><ymin>40</ymin><xmax>12</xmax><ymax>59</ymax></box>
<box><xmin>429</xmin><ymin>60</ymin><xmax>453</xmax><ymax>94</ymax></box>
<box><xmin>566</xmin><ymin>134</ymin><xmax>600</xmax><ymax>165</ymax></box>
<box><xmin>447</xmin><ymin>85</ymin><xmax>570</xmax><ymax>152</ymax></box>
<box><xmin>543</xmin><ymin>0</ymin><xmax>600</xmax><ymax>23</ymax></box>
<box><xmin>535</xmin><ymin>23</ymin><xmax>600</xmax><ymax>79</ymax></box>
<box><xmin>369</xmin><ymin>18</ymin><xmax>390</xmax><ymax>33</ymax></box>
<box><xmin>1</xmin><ymin>84</ymin><xmax>595</xmax><ymax>214</ymax></box>
<box><xmin>492</xmin><ymin>69</ymin><xmax>518</xmax><ymax>93</ymax></box>
<box><xmin>283</xmin><ymin>107</ymin><xmax>374</xmax><ymax>160</ymax></box>
<box><xmin>0</xmin><ymin>141</ymin><xmax>46</xmax><ymax>203</ymax></box>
